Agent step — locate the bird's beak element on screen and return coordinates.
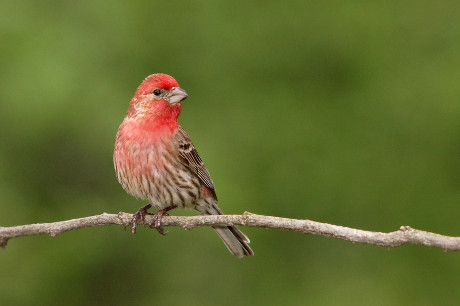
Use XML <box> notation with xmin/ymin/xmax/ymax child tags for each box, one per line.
<box><xmin>168</xmin><ymin>87</ymin><xmax>188</xmax><ymax>105</ymax></box>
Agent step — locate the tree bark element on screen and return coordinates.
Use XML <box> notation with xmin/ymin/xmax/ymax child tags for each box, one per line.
<box><xmin>1</xmin><ymin>212</ymin><xmax>459</xmax><ymax>252</ymax></box>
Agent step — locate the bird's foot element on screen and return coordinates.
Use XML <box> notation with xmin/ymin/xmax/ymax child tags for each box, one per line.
<box><xmin>131</xmin><ymin>204</ymin><xmax>153</xmax><ymax>234</ymax></box>
<box><xmin>148</xmin><ymin>207</ymin><xmax>175</xmax><ymax>235</ymax></box>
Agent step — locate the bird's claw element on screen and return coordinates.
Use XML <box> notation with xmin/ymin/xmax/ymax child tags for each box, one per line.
<box><xmin>149</xmin><ymin>209</ymin><xmax>170</xmax><ymax>235</ymax></box>
<box><xmin>131</xmin><ymin>204</ymin><xmax>153</xmax><ymax>234</ymax></box>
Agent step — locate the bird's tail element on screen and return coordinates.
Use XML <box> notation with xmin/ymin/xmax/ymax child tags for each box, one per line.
<box><xmin>206</xmin><ymin>203</ymin><xmax>254</xmax><ymax>258</ymax></box>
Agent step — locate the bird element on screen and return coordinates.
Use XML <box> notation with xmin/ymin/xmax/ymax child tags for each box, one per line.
<box><xmin>113</xmin><ymin>73</ymin><xmax>253</xmax><ymax>258</ymax></box>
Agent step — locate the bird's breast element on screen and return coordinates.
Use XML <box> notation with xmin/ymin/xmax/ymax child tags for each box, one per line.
<box><xmin>114</xmin><ymin>127</ymin><xmax>202</xmax><ymax>210</ymax></box>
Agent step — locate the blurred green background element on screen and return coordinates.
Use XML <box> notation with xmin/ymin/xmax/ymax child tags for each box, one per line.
<box><xmin>1</xmin><ymin>1</ymin><xmax>459</xmax><ymax>305</ymax></box>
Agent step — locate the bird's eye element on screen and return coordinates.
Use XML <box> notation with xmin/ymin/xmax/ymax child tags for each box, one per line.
<box><xmin>153</xmin><ymin>89</ymin><xmax>161</xmax><ymax>96</ymax></box>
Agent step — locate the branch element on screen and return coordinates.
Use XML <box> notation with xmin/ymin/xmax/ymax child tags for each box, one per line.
<box><xmin>1</xmin><ymin>212</ymin><xmax>459</xmax><ymax>252</ymax></box>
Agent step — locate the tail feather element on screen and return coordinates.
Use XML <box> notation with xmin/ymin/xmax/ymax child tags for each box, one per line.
<box><xmin>213</xmin><ymin>226</ymin><xmax>254</xmax><ymax>258</ymax></box>
<box><xmin>207</xmin><ymin>203</ymin><xmax>254</xmax><ymax>258</ymax></box>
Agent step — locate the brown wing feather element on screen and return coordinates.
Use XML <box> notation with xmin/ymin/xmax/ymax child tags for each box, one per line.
<box><xmin>174</xmin><ymin>125</ymin><xmax>217</xmax><ymax>199</ymax></box>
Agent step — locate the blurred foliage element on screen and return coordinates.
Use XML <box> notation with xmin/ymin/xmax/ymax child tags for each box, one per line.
<box><xmin>1</xmin><ymin>0</ymin><xmax>459</xmax><ymax>305</ymax></box>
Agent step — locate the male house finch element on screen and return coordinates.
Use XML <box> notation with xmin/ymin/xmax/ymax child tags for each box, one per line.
<box><xmin>114</xmin><ymin>74</ymin><xmax>253</xmax><ymax>258</ymax></box>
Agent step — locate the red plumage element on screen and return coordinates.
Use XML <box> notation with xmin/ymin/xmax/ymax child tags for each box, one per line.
<box><xmin>114</xmin><ymin>74</ymin><xmax>253</xmax><ymax>257</ymax></box>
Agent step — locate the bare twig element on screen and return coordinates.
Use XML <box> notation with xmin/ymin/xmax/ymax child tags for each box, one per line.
<box><xmin>0</xmin><ymin>212</ymin><xmax>459</xmax><ymax>252</ymax></box>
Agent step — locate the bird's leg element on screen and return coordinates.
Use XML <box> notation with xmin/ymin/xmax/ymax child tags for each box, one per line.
<box><xmin>131</xmin><ymin>204</ymin><xmax>153</xmax><ymax>234</ymax></box>
<box><xmin>149</xmin><ymin>206</ymin><xmax>176</xmax><ymax>235</ymax></box>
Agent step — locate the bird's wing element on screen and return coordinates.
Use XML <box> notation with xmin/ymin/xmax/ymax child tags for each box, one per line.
<box><xmin>174</xmin><ymin>125</ymin><xmax>217</xmax><ymax>199</ymax></box>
